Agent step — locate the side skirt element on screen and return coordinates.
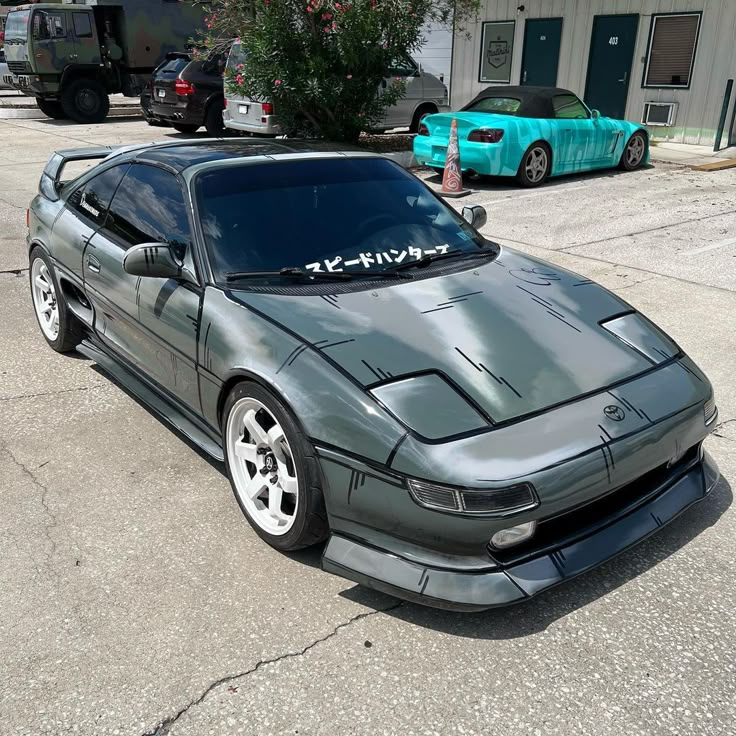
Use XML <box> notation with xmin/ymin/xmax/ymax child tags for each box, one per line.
<box><xmin>77</xmin><ymin>338</ymin><xmax>225</xmax><ymax>462</ymax></box>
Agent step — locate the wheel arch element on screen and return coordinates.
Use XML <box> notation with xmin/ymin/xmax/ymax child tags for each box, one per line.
<box><xmin>217</xmin><ymin>368</ymin><xmax>289</xmax><ymax>432</ymax></box>
<box><xmin>520</xmin><ymin>138</ymin><xmax>554</xmax><ymax>175</ymax></box>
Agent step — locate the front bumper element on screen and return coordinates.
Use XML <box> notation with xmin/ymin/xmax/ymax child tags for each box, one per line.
<box><xmin>322</xmin><ymin>450</ymin><xmax>719</xmax><ymax>611</ymax></box>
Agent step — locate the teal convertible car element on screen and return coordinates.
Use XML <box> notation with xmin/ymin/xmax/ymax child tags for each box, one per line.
<box><xmin>413</xmin><ymin>86</ymin><xmax>649</xmax><ymax>187</ymax></box>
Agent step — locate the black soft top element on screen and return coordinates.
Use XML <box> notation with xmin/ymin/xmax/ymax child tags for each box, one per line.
<box><xmin>461</xmin><ymin>86</ymin><xmax>577</xmax><ymax>119</ymax></box>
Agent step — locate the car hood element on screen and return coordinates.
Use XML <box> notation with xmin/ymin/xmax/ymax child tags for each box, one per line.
<box><xmin>232</xmin><ymin>248</ymin><xmax>679</xmax><ymax>428</ymax></box>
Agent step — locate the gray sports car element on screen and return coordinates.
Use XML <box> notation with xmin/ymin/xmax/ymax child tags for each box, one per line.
<box><xmin>28</xmin><ymin>139</ymin><xmax>719</xmax><ymax>611</ymax></box>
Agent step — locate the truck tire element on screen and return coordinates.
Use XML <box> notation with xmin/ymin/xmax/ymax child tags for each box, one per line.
<box><xmin>36</xmin><ymin>98</ymin><xmax>67</xmax><ymax>120</ymax></box>
<box><xmin>172</xmin><ymin>123</ymin><xmax>200</xmax><ymax>134</ymax></box>
<box><xmin>61</xmin><ymin>79</ymin><xmax>110</xmax><ymax>124</ymax></box>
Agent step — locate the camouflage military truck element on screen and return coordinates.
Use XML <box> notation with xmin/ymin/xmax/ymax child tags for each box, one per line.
<box><xmin>3</xmin><ymin>0</ymin><xmax>207</xmax><ymax>123</ymax></box>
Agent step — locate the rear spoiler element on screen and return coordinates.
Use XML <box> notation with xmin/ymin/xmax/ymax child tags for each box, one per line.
<box><xmin>39</xmin><ymin>144</ymin><xmax>153</xmax><ymax>200</ymax></box>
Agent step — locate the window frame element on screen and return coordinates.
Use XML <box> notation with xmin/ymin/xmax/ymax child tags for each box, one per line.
<box><xmin>642</xmin><ymin>11</ymin><xmax>702</xmax><ymax>90</ymax></box>
<box><xmin>65</xmin><ymin>162</ymin><xmax>130</xmax><ymax>230</ymax></box>
<box><xmin>478</xmin><ymin>20</ymin><xmax>516</xmax><ymax>84</ymax></box>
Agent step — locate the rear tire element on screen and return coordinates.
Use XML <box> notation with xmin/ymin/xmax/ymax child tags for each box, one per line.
<box><xmin>619</xmin><ymin>131</ymin><xmax>647</xmax><ymax>171</ymax></box>
<box><xmin>36</xmin><ymin>98</ymin><xmax>66</xmax><ymax>120</ymax></box>
<box><xmin>410</xmin><ymin>104</ymin><xmax>438</xmax><ymax>134</ymax></box>
<box><xmin>172</xmin><ymin>123</ymin><xmax>200</xmax><ymax>134</ymax></box>
<box><xmin>60</xmin><ymin>79</ymin><xmax>110</xmax><ymax>124</ymax></box>
<box><xmin>29</xmin><ymin>247</ymin><xmax>83</xmax><ymax>353</ymax></box>
<box><xmin>516</xmin><ymin>142</ymin><xmax>551</xmax><ymax>187</ymax></box>
<box><xmin>222</xmin><ymin>381</ymin><xmax>329</xmax><ymax>552</ymax></box>
<box><xmin>204</xmin><ymin>99</ymin><xmax>228</xmax><ymax>137</ymax></box>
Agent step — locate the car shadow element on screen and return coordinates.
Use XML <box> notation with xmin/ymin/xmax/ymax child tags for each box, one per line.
<box><xmin>338</xmin><ymin>475</ymin><xmax>732</xmax><ymax>639</ymax></box>
<box><xmin>31</xmin><ymin>116</ymin><xmax>144</xmax><ymax>126</ymax></box>
<box><xmin>423</xmin><ymin>163</ymin><xmax>656</xmax><ymax>193</ymax></box>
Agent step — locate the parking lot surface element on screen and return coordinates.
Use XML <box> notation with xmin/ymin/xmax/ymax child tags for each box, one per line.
<box><xmin>0</xmin><ymin>117</ymin><xmax>734</xmax><ymax>736</ymax></box>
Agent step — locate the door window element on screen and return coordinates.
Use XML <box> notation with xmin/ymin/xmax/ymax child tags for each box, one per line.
<box><xmin>553</xmin><ymin>94</ymin><xmax>590</xmax><ymax>119</ymax></box>
<box><xmin>32</xmin><ymin>12</ymin><xmax>66</xmax><ymax>41</ymax></box>
<box><xmin>105</xmin><ymin>164</ymin><xmax>193</xmax><ymax>259</ymax></box>
<box><xmin>67</xmin><ymin>164</ymin><xmax>129</xmax><ymax>229</ymax></box>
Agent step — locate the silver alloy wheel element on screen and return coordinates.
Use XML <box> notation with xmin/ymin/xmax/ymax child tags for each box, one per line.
<box><xmin>226</xmin><ymin>397</ymin><xmax>299</xmax><ymax>536</ymax></box>
<box><xmin>31</xmin><ymin>257</ymin><xmax>60</xmax><ymax>341</ymax></box>
<box><xmin>626</xmin><ymin>135</ymin><xmax>646</xmax><ymax>168</ymax></box>
<box><xmin>525</xmin><ymin>146</ymin><xmax>548</xmax><ymax>183</ymax></box>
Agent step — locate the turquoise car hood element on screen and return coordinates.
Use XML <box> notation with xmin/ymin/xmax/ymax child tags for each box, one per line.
<box><xmin>233</xmin><ymin>248</ymin><xmax>678</xmax><ymax>426</ymax></box>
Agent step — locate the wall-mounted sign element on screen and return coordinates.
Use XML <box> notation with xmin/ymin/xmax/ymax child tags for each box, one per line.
<box><xmin>479</xmin><ymin>20</ymin><xmax>515</xmax><ymax>83</ymax></box>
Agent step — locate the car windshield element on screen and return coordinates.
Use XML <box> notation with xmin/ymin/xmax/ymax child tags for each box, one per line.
<box><xmin>465</xmin><ymin>97</ymin><xmax>522</xmax><ymax>115</ymax></box>
<box><xmin>4</xmin><ymin>10</ymin><xmax>31</xmax><ymax>42</ymax></box>
<box><xmin>195</xmin><ymin>158</ymin><xmax>489</xmax><ymax>280</ymax></box>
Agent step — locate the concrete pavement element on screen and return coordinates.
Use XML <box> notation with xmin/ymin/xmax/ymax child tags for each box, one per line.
<box><xmin>0</xmin><ymin>118</ymin><xmax>734</xmax><ymax>736</ymax></box>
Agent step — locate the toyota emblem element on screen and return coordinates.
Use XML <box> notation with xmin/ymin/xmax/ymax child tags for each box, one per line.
<box><xmin>604</xmin><ymin>405</ymin><xmax>626</xmax><ymax>422</ymax></box>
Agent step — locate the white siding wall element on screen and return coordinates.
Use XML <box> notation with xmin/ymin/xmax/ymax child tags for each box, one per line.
<box><xmin>451</xmin><ymin>0</ymin><xmax>736</xmax><ymax>146</ymax></box>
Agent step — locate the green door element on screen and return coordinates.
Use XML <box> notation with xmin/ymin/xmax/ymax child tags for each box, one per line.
<box><xmin>520</xmin><ymin>18</ymin><xmax>563</xmax><ymax>87</ymax></box>
<box><xmin>584</xmin><ymin>14</ymin><xmax>639</xmax><ymax>119</ymax></box>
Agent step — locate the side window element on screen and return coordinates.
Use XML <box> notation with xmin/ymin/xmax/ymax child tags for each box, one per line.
<box><xmin>72</xmin><ymin>13</ymin><xmax>93</xmax><ymax>39</ymax></box>
<box><xmin>67</xmin><ymin>164</ymin><xmax>129</xmax><ymax>228</ymax></box>
<box><xmin>33</xmin><ymin>12</ymin><xmax>66</xmax><ymax>41</ymax></box>
<box><xmin>105</xmin><ymin>164</ymin><xmax>193</xmax><ymax>258</ymax></box>
<box><xmin>553</xmin><ymin>94</ymin><xmax>590</xmax><ymax>120</ymax></box>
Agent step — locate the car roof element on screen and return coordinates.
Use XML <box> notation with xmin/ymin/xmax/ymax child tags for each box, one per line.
<box><xmin>130</xmin><ymin>139</ymin><xmax>370</xmax><ymax>173</ymax></box>
<box><xmin>461</xmin><ymin>86</ymin><xmax>578</xmax><ymax>118</ymax></box>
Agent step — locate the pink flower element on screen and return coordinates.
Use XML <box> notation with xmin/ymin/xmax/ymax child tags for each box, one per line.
<box><xmin>346</xmin><ymin>74</ymin><xmax>352</xmax><ymax>80</ymax></box>
<box><xmin>235</xmin><ymin>37</ymin><xmax>241</xmax><ymax>43</ymax></box>
<box><xmin>274</xmin><ymin>79</ymin><xmax>282</xmax><ymax>86</ymax></box>
<box><xmin>324</xmin><ymin>26</ymin><xmax>331</xmax><ymax>32</ymax></box>
<box><xmin>307</xmin><ymin>5</ymin><xmax>313</xmax><ymax>10</ymax></box>
<box><xmin>236</xmin><ymin>74</ymin><xmax>244</xmax><ymax>84</ymax></box>
<box><xmin>237</xmin><ymin>63</ymin><xmax>244</xmax><ymax>70</ymax></box>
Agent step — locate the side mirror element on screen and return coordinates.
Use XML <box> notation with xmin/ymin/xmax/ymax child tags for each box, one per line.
<box><xmin>591</xmin><ymin>109</ymin><xmax>601</xmax><ymax>120</ymax></box>
<box><xmin>462</xmin><ymin>204</ymin><xmax>487</xmax><ymax>230</ymax></box>
<box><xmin>123</xmin><ymin>243</ymin><xmax>183</xmax><ymax>279</ymax></box>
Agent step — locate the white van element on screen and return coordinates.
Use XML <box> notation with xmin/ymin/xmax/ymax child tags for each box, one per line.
<box><xmin>223</xmin><ymin>43</ymin><xmax>449</xmax><ymax>136</ymax></box>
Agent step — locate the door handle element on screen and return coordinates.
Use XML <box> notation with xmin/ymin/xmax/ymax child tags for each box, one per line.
<box><xmin>69</xmin><ymin>54</ymin><xmax>78</xmax><ymax>61</ymax></box>
<box><xmin>618</xmin><ymin>72</ymin><xmax>628</xmax><ymax>84</ymax></box>
<box><xmin>522</xmin><ymin>70</ymin><xmax>528</xmax><ymax>84</ymax></box>
<box><xmin>86</xmin><ymin>255</ymin><xmax>101</xmax><ymax>273</ymax></box>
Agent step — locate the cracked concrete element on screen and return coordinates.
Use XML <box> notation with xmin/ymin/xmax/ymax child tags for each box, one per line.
<box><xmin>143</xmin><ymin>602</ymin><xmax>404</xmax><ymax>736</ymax></box>
<box><xmin>0</xmin><ymin>118</ymin><xmax>734</xmax><ymax>735</ymax></box>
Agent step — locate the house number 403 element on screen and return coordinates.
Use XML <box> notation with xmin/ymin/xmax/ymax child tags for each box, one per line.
<box><xmin>609</xmin><ymin>36</ymin><xmax>619</xmax><ymax>45</ymax></box>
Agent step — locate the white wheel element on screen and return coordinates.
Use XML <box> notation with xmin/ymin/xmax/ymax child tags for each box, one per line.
<box><xmin>226</xmin><ymin>397</ymin><xmax>299</xmax><ymax>536</ymax></box>
<box><xmin>31</xmin><ymin>257</ymin><xmax>60</xmax><ymax>341</ymax></box>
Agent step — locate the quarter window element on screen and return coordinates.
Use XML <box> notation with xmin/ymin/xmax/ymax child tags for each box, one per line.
<box><xmin>553</xmin><ymin>94</ymin><xmax>589</xmax><ymax>119</ymax></box>
<box><xmin>644</xmin><ymin>13</ymin><xmax>701</xmax><ymax>88</ymax></box>
<box><xmin>72</xmin><ymin>13</ymin><xmax>93</xmax><ymax>39</ymax></box>
<box><xmin>105</xmin><ymin>164</ymin><xmax>193</xmax><ymax>257</ymax></box>
<box><xmin>67</xmin><ymin>164</ymin><xmax>129</xmax><ymax>228</ymax></box>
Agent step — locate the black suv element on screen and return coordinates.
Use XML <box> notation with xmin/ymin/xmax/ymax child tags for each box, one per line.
<box><xmin>143</xmin><ymin>52</ymin><xmax>227</xmax><ymax>136</ymax></box>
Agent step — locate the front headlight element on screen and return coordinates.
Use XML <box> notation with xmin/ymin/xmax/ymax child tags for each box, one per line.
<box><xmin>408</xmin><ymin>479</ymin><xmax>539</xmax><ymax>516</ymax></box>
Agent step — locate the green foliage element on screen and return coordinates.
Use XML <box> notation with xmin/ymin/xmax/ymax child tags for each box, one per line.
<box><xmin>196</xmin><ymin>0</ymin><xmax>479</xmax><ymax>142</ymax></box>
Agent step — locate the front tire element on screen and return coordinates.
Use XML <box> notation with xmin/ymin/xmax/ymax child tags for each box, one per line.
<box><xmin>516</xmin><ymin>142</ymin><xmax>551</xmax><ymax>187</ymax></box>
<box><xmin>29</xmin><ymin>247</ymin><xmax>83</xmax><ymax>353</ymax></box>
<box><xmin>61</xmin><ymin>79</ymin><xmax>110</xmax><ymax>124</ymax></box>
<box><xmin>222</xmin><ymin>381</ymin><xmax>329</xmax><ymax>552</ymax></box>
<box><xmin>619</xmin><ymin>131</ymin><xmax>647</xmax><ymax>171</ymax></box>
<box><xmin>36</xmin><ymin>98</ymin><xmax>67</xmax><ymax>120</ymax></box>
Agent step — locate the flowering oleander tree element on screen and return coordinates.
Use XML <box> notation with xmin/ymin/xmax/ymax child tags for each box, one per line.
<box><xmin>196</xmin><ymin>0</ymin><xmax>479</xmax><ymax>142</ymax></box>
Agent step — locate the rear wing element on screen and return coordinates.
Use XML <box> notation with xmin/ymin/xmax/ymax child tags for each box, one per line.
<box><xmin>39</xmin><ymin>143</ymin><xmax>154</xmax><ymax>200</ymax></box>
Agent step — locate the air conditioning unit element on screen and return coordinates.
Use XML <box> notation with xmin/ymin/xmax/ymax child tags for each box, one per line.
<box><xmin>643</xmin><ymin>102</ymin><xmax>678</xmax><ymax>127</ymax></box>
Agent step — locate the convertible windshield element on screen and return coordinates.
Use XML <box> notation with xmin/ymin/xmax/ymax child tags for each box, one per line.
<box><xmin>196</xmin><ymin>158</ymin><xmax>489</xmax><ymax>280</ymax></box>
<box><xmin>4</xmin><ymin>10</ymin><xmax>31</xmax><ymax>42</ymax></box>
<box><xmin>465</xmin><ymin>97</ymin><xmax>522</xmax><ymax>115</ymax></box>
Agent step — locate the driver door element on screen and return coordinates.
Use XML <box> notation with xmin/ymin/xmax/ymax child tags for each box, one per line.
<box><xmin>552</xmin><ymin>93</ymin><xmax>597</xmax><ymax>172</ymax></box>
<box><xmin>99</xmin><ymin>163</ymin><xmax>201</xmax><ymax>413</ymax></box>
<box><xmin>30</xmin><ymin>10</ymin><xmax>69</xmax><ymax>78</ymax></box>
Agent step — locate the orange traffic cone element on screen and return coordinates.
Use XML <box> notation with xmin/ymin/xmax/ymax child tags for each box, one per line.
<box><xmin>440</xmin><ymin>117</ymin><xmax>471</xmax><ymax>198</ymax></box>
